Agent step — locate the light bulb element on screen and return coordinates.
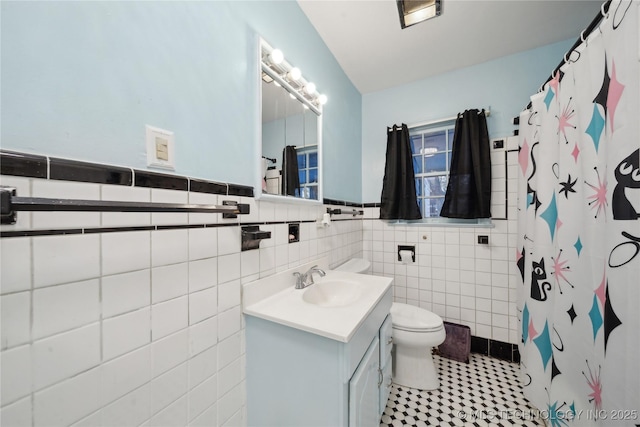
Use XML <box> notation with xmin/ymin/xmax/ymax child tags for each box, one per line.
<box><xmin>318</xmin><ymin>94</ymin><xmax>328</xmax><ymax>105</ymax></box>
<box><xmin>304</xmin><ymin>82</ymin><xmax>316</xmax><ymax>95</ymax></box>
<box><xmin>287</xmin><ymin>67</ymin><xmax>301</xmax><ymax>81</ymax></box>
<box><xmin>269</xmin><ymin>49</ymin><xmax>284</xmax><ymax>65</ymax></box>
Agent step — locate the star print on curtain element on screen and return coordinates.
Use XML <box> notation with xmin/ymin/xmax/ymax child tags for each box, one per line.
<box><xmin>516</xmin><ymin>1</ymin><xmax>639</xmax><ymax>425</ymax></box>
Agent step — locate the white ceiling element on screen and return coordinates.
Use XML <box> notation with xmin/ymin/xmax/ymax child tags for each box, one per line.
<box><xmin>297</xmin><ymin>0</ymin><xmax>603</xmax><ymax>94</ymax></box>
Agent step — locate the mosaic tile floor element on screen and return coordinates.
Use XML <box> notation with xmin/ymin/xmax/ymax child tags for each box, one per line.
<box><xmin>380</xmin><ymin>353</ymin><xmax>543</xmax><ymax>426</ymax></box>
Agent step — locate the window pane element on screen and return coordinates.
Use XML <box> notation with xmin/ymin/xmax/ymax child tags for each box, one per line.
<box><xmin>298</xmin><ymin>170</ymin><xmax>306</xmax><ymax>184</ymax></box>
<box><xmin>309</xmin><ymin>186</ymin><xmax>318</xmax><ymax>200</ymax></box>
<box><xmin>424</xmin><ymin>197</ymin><xmax>445</xmax><ymax>217</ymax></box>
<box><xmin>308</xmin><ymin>168</ymin><xmax>317</xmax><ymax>183</ymax></box>
<box><xmin>423</xmin><ymin>175</ymin><xmax>448</xmax><ymax>197</ymax></box>
<box><xmin>424</xmin><ymin>131</ymin><xmax>446</xmax><ymax>154</ymax></box>
<box><xmin>297</xmin><ymin>154</ymin><xmax>306</xmax><ymax>168</ymax></box>
<box><xmin>417</xmin><ymin>198</ymin><xmax>423</xmax><ymax>216</ymax></box>
<box><xmin>411</xmin><ymin>135</ymin><xmax>422</xmax><ymax>154</ymax></box>
<box><xmin>413</xmin><ymin>155</ymin><xmax>422</xmax><ymax>174</ymax></box>
<box><xmin>415</xmin><ymin>178</ymin><xmax>422</xmax><ymax>197</ymax></box>
<box><xmin>424</xmin><ymin>153</ymin><xmax>447</xmax><ymax>173</ymax></box>
<box><xmin>448</xmin><ymin>129</ymin><xmax>455</xmax><ymax>150</ymax></box>
<box><xmin>309</xmin><ymin>152</ymin><xmax>318</xmax><ymax>167</ymax></box>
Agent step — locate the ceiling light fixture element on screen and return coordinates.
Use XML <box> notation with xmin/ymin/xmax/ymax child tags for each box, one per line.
<box><xmin>397</xmin><ymin>0</ymin><xmax>442</xmax><ymax>29</ymax></box>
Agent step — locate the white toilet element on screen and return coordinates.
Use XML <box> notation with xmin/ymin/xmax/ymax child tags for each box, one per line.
<box><xmin>334</xmin><ymin>258</ymin><xmax>446</xmax><ymax>391</ymax></box>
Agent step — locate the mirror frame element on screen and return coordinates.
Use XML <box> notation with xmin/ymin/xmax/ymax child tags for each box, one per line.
<box><xmin>255</xmin><ymin>38</ymin><xmax>323</xmax><ymax>204</ymax></box>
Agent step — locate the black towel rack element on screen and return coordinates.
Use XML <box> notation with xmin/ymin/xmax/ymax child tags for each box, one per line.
<box><xmin>0</xmin><ymin>186</ymin><xmax>250</xmax><ymax>225</ymax></box>
<box><xmin>326</xmin><ymin>207</ymin><xmax>364</xmax><ymax>217</ymax></box>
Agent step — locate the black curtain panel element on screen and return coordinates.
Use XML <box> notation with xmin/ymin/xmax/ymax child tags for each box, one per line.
<box><xmin>440</xmin><ymin>109</ymin><xmax>491</xmax><ymax>219</ymax></box>
<box><xmin>380</xmin><ymin>124</ymin><xmax>422</xmax><ymax>220</ymax></box>
<box><xmin>282</xmin><ymin>145</ymin><xmax>300</xmax><ymax>196</ymax></box>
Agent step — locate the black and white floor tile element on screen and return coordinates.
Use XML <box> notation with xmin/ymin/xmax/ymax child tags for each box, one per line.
<box><xmin>380</xmin><ymin>353</ymin><xmax>543</xmax><ymax>426</ymax></box>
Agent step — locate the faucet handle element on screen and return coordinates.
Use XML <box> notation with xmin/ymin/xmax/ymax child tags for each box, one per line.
<box><xmin>293</xmin><ymin>272</ymin><xmax>304</xmax><ymax>289</ymax></box>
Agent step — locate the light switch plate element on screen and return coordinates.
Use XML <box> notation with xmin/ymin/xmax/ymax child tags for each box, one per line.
<box><xmin>146</xmin><ymin>125</ymin><xmax>175</xmax><ymax>170</ymax></box>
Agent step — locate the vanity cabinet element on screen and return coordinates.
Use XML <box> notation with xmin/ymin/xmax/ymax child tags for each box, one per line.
<box><xmin>245</xmin><ymin>287</ymin><xmax>392</xmax><ymax>427</ymax></box>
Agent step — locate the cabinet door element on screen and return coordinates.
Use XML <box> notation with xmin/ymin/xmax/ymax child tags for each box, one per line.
<box><xmin>349</xmin><ymin>336</ymin><xmax>380</xmax><ymax>427</ymax></box>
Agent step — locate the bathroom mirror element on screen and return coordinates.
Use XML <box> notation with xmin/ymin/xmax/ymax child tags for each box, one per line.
<box><xmin>258</xmin><ymin>39</ymin><xmax>323</xmax><ymax>202</ymax></box>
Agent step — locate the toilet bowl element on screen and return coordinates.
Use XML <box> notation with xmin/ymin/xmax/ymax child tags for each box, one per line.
<box><xmin>390</xmin><ymin>303</ymin><xmax>445</xmax><ymax>390</ymax></box>
<box><xmin>334</xmin><ymin>258</ymin><xmax>446</xmax><ymax>390</ymax></box>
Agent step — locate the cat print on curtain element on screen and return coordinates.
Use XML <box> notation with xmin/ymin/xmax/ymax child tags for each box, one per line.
<box><xmin>517</xmin><ymin>1</ymin><xmax>639</xmax><ymax>426</ymax></box>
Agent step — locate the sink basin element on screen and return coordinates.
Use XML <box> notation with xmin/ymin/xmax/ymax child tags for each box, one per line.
<box><xmin>302</xmin><ymin>280</ymin><xmax>364</xmax><ymax>307</ymax></box>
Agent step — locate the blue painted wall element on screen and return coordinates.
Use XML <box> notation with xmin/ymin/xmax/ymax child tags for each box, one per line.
<box><xmin>361</xmin><ymin>39</ymin><xmax>573</xmax><ymax>202</ymax></box>
<box><xmin>0</xmin><ymin>1</ymin><xmax>362</xmax><ymax>201</ymax></box>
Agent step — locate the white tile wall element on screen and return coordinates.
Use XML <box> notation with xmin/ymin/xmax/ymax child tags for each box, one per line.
<box><xmin>0</xmin><ymin>176</ymin><xmax>367</xmax><ymax>427</ymax></box>
<box><xmin>361</xmin><ymin>142</ymin><xmax>520</xmax><ymax>344</ymax></box>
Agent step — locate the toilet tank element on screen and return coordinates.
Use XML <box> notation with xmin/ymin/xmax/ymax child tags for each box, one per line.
<box><xmin>334</xmin><ymin>258</ymin><xmax>371</xmax><ymax>274</ymax></box>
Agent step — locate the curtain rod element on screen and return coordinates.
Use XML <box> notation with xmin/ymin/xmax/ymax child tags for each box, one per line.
<box><xmin>404</xmin><ymin>109</ymin><xmax>491</xmax><ymax>130</ymax></box>
<box><xmin>525</xmin><ymin>0</ymin><xmax>611</xmax><ymax>110</ymax></box>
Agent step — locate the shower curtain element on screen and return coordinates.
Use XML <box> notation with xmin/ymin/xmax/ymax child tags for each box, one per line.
<box><xmin>517</xmin><ymin>1</ymin><xmax>639</xmax><ymax>425</ymax></box>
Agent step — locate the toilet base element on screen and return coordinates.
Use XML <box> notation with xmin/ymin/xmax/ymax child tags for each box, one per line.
<box><xmin>392</xmin><ymin>345</ymin><xmax>440</xmax><ymax>391</ymax></box>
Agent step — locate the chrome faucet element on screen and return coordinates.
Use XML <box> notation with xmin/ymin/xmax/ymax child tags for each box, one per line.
<box><xmin>293</xmin><ymin>265</ymin><xmax>326</xmax><ymax>289</ymax></box>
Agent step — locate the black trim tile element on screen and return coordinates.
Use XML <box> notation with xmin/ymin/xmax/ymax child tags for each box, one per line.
<box><xmin>0</xmin><ymin>228</ymin><xmax>83</xmax><ymax>238</ymax></box>
<box><xmin>134</xmin><ymin>170</ymin><xmax>188</xmax><ymax>191</ymax></box>
<box><xmin>471</xmin><ymin>336</ymin><xmax>489</xmax><ymax>355</ymax></box>
<box><xmin>156</xmin><ymin>224</ymin><xmax>204</xmax><ymax>230</ymax></box>
<box><xmin>49</xmin><ymin>157</ymin><xmax>132</xmax><ymax>186</ymax></box>
<box><xmin>323</xmin><ymin>198</ymin><xmax>346</xmax><ymax>206</ymax></box>
<box><xmin>363</xmin><ymin>203</ymin><xmax>380</xmax><ymax>208</ymax></box>
<box><xmin>345</xmin><ymin>201</ymin><xmax>363</xmax><ymax>207</ymax></box>
<box><xmin>190</xmin><ymin>179</ymin><xmax>227</xmax><ymax>195</ymax></box>
<box><xmin>227</xmin><ymin>184</ymin><xmax>253</xmax><ymax>197</ymax></box>
<box><xmin>84</xmin><ymin>226</ymin><xmax>155</xmax><ymax>234</ymax></box>
<box><xmin>489</xmin><ymin>339</ymin><xmax>515</xmax><ymax>362</ymax></box>
<box><xmin>0</xmin><ymin>150</ymin><xmax>48</xmax><ymax>179</ymax></box>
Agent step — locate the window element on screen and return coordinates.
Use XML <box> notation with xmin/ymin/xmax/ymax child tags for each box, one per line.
<box><xmin>410</xmin><ymin>123</ymin><xmax>455</xmax><ymax>218</ymax></box>
<box><xmin>296</xmin><ymin>149</ymin><xmax>318</xmax><ymax>200</ymax></box>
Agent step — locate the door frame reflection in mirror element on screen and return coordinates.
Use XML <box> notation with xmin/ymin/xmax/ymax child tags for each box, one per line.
<box><xmin>256</xmin><ymin>38</ymin><xmax>324</xmax><ymax>204</ymax></box>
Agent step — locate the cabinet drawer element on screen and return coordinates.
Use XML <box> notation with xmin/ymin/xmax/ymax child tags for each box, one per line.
<box><xmin>379</xmin><ymin>314</ymin><xmax>393</xmax><ymax>367</ymax></box>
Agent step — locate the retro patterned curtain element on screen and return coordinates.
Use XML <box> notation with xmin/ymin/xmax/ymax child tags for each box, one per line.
<box><xmin>517</xmin><ymin>1</ymin><xmax>639</xmax><ymax>425</ymax></box>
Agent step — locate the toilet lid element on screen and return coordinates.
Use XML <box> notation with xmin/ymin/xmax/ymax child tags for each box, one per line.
<box><xmin>391</xmin><ymin>303</ymin><xmax>444</xmax><ymax>332</ymax></box>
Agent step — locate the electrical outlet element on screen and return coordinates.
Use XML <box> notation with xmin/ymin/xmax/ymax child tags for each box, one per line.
<box><xmin>146</xmin><ymin>125</ymin><xmax>175</xmax><ymax>170</ymax></box>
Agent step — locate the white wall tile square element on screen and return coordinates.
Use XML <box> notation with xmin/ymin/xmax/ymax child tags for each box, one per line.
<box><xmin>33</xmin><ymin>367</ymin><xmax>101</xmax><ymax>427</ymax></box>
<box><xmin>102</xmin><ymin>269</ymin><xmax>151</xmax><ymax>318</ymax></box>
<box><xmin>218</xmin><ymin>226</ymin><xmax>241</xmax><ymax>256</ymax></box>
<box><xmin>218</xmin><ymin>383</ymin><xmax>242</xmax><ymax>426</ymax></box>
<box><xmin>218</xmin><ymin>306</ymin><xmax>241</xmax><ymax>341</ymax></box>
<box><xmin>100</xmin><ymin>346</ymin><xmax>151</xmax><ymax>406</ymax></box>
<box><xmin>151</xmin><ymin>296</ymin><xmax>188</xmax><ymax>341</ymax></box>
<box><xmin>188</xmin><ymin>257</ymin><xmax>218</xmax><ymax>292</ymax></box>
<box><xmin>0</xmin><ymin>396</ymin><xmax>31</xmax><ymax>427</ymax></box>
<box><xmin>240</xmin><ymin>249</ymin><xmax>260</xmax><ymax>278</ymax></box>
<box><xmin>150</xmin><ymin>363</ymin><xmax>188</xmax><ymax>417</ymax></box>
<box><xmin>149</xmin><ymin>330</ymin><xmax>188</xmax><ymax>381</ymax></box>
<box><xmin>217</xmin><ymin>253</ymin><xmax>240</xmax><ymax>284</ymax></box>
<box><xmin>0</xmin><ymin>291</ymin><xmax>30</xmax><ymax>349</ymax></box>
<box><xmin>0</xmin><ymin>237</ymin><xmax>31</xmax><ymax>294</ymax></box>
<box><xmin>0</xmin><ymin>344</ymin><xmax>32</xmax><ymax>406</ymax></box>
<box><xmin>33</xmin><ymin>323</ymin><xmax>100</xmax><ymax>390</ymax></box>
<box><xmin>102</xmin><ymin>231</ymin><xmax>151</xmax><ymax>276</ymax></box>
<box><xmin>151</xmin><ymin>229</ymin><xmax>188</xmax><ymax>267</ymax></box>
<box><xmin>103</xmin><ymin>307</ymin><xmax>150</xmax><ymax>361</ymax></box>
<box><xmin>188</xmin><ymin>373</ymin><xmax>217</xmax><ymax>422</ymax></box>
<box><xmin>217</xmin><ymin>332</ymin><xmax>241</xmax><ymax>370</ymax></box>
<box><xmin>151</xmin><ymin>262</ymin><xmax>188</xmax><ymax>304</ymax></box>
<box><xmin>189</xmin><ymin>286</ymin><xmax>218</xmax><ymax>325</ymax></box>
<box><xmin>188</xmin><ymin>316</ymin><xmax>218</xmax><ymax>357</ymax></box>
<box><xmin>33</xmin><ymin>234</ymin><xmax>100</xmax><ymax>288</ymax></box>
<box><xmin>188</xmin><ymin>345</ymin><xmax>217</xmax><ymax>389</ymax></box>
<box><xmin>147</xmin><ymin>395</ymin><xmax>187</xmax><ymax>427</ymax></box>
<box><xmin>100</xmin><ymin>383</ymin><xmax>151</xmax><ymax>427</ymax></box>
<box><xmin>33</xmin><ymin>279</ymin><xmax>100</xmax><ymax>340</ymax></box>
<box><xmin>189</xmin><ymin>227</ymin><xmax>218</xmax><ymax>261</ymax></box>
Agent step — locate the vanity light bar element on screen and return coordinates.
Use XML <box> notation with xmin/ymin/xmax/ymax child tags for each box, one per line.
<box><xmin>260</xmin><ymin>39</ymin><xmax>326</xmax><ymax>111</ymax></box>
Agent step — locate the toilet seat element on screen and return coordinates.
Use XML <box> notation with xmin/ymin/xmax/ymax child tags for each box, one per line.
<box><xmin>391</xmin><ymin>303</ymin><xmax>444</xmax><ymax>333</ymax></box>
